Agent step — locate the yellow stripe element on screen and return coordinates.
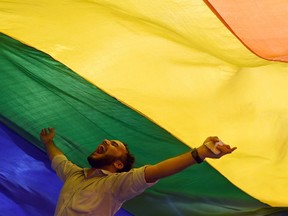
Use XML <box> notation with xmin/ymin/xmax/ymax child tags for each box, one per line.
<box><xmin>1</xmin><ymin>0</ymin><xmax>287</xmax><ymax>206</ymax></box>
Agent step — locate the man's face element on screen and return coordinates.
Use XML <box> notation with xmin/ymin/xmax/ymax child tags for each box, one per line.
<box><xmin>87</xmin><ymin>139</ymin><xmax>127</xmax><ymax>169</ymax></box>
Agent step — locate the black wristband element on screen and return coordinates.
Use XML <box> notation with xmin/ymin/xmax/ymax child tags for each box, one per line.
<box><xmin>191</xmin><ymin>148</ymin><xmax>203</xmax><ymax>163</ymax></box>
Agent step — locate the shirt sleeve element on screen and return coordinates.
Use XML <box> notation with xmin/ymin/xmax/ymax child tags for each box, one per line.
<box><xmin>110</xmin><ymin>165</ymin><xmax>157</xmax><ymax>202</ymax></box>
<box><xmin>51</xmin><ymin>154</ymin><xmax>81</xmax><ymax>182</ymax></box>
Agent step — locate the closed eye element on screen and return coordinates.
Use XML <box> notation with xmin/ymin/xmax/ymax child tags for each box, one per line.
<box><xmin>111</xmin><ymin>141</ymin><xmax>119</xmax><ymax>147</ymax></box>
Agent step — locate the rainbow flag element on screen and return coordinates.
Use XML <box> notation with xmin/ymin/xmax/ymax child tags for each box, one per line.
<box><xmin>1</xmin><ymin>1</ymin><xmax>288</xmax><ymax>215</ymax></box>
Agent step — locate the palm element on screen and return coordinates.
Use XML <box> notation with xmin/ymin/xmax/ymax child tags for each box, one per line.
<box><xmin>40</xmin><ymin>128</ymin><xmax>55</xmax><ymax>144</ymax></box>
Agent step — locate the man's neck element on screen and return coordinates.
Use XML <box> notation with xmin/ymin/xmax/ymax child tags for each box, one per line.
<box><xmin>87</xmin><ymin>166</ymin><xmax>116</xmax><ymax>177</ymax></box>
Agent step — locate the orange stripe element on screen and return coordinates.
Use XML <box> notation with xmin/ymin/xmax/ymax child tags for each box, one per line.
<box><xmin>206</xmin><ymin>0</ymin><xmax>288</xmax><ymax>62</ymax></box>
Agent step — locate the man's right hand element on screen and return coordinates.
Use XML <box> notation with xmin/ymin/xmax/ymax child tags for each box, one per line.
<box><xmin>40</xmin><ymin>128</ymin><xmax>64</xmax><ymax>160</ymax></box>
<box><xmin>40</xmin><ymin>128</ymin><xmax>55</xmax><ymax>144</ymax></box>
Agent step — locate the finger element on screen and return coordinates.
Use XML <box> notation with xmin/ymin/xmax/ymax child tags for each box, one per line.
<box><xmin>221</xmin><ymin>144</ymin><xmax>231</xmax><ymax>149</ymax></box>
<box><xmin>217</xmin><ymin>144</ymin><xmax>234</xmax><ymax>153</ymax></box>
<box><xmin>210</xmin><ymin>136</ymin><xmax>220</xmax><ymax>142</ymax></box>
<box><xmin>224</xmin><ymin>145</ymin><xmax>237</xmax><ymax>152</ymax></box>
<box><xmin>225</xmin><ymin>146</ymin><xmax>236</xmax><ymax>154</ymax></box>
<box><xmin>40</xmin><ymin>128</ymin><xmax>47</xmax><ymax>137</ymax></box>
<box><xmin>205</xmin><ymin>136</ymin><xmax>219</xmax><ymax>143</ymax></box>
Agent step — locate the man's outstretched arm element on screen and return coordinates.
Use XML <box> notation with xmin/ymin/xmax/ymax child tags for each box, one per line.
<box><xmin>40</xmin><ymin>128</ymin><xmax>64</xmax><ymax>161</ymax></box>
<box><xmin>144</xmin><ymin>136</ymin><xmax>237</xmax><ymax>183</ymax></box>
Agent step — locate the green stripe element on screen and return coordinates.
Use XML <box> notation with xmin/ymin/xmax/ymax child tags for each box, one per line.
<box><xmin>0</xmin><ymin>33</ymin><xmax>286</xmax><ymax>215</ymax></box>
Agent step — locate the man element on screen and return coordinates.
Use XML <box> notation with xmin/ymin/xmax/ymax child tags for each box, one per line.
<box><xmin>40</xmin><ymin>128</ymin><xmax>236</xmax><ymax>216</ymax></box>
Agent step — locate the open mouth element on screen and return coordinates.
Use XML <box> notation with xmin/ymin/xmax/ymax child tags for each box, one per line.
<box><xmin>96</xmin><ymin>144</ymin><xmax>106</xmax><ymax>154</ymax></box>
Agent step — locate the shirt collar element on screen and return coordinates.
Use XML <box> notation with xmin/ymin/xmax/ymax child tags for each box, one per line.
<box><xmin>84</xmin><ymin>168</ymin><xmax>112</xmax><ymax>178</ymax></box>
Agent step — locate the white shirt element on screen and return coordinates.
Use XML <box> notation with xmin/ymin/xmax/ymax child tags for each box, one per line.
<box><xmin>52</xmin><ymin>155</ymin><xmax>156</xmax><ymax>216</ymax></box>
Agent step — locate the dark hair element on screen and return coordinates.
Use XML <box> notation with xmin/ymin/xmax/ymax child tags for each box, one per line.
<box><xmin>117</xmin><ymin>143</ymin><xmax>135</xmax><ymax>173</ymax></box>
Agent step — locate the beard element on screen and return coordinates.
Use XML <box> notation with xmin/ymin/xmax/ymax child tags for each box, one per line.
<box><xmin>87</xmin><ymin>154</ymin><xmax>117</xmax><ymax>169</ymax></box>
